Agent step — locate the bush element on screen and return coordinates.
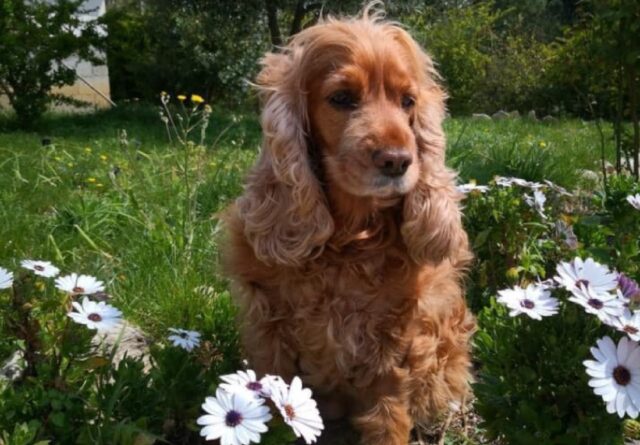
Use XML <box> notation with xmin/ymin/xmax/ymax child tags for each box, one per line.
<box><xmin>464</xmin><ymin>174</ymin><xmax>640</xmax><ymax>444</ymax></box>
<box><xmin>0</xmin><ymin>0</ymin><xmax>101</xmax><ymax>127</ymax></box>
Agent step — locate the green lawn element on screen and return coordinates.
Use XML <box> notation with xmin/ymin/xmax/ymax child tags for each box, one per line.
<box><xmin>0</xmin><ymin>106</ymin><xmax>613</xmax><ymax>342</ymax></box>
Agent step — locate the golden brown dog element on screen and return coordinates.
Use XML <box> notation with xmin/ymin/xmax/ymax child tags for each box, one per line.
<box><xmin>223</xmin><ymin>6</ymin><xmax>475</xmax><ymax>444</ymax></box>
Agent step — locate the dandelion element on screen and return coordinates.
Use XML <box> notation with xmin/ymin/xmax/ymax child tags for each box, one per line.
<box><xmin>177</xmin><ymin>94</ymin><xmax>187</xmax><ymax>101</ymax></box>
<box><xmin>167</xmin><ymin>328</ymin><xmax>201</xmax><ymax>351</ymax></box>
<box><xmin>55</xmin><ymin>273</ymin><xmax>105</xmax><ymax>296</ymax></box>
<box><xmin>539</xmin><ymin>141</ymin><xmax>547</xmax><ymax>148</ymax></box>
<box><xmin>68</xmin><ymin>297</ymin><xmax>122</xmax><ymax>331</ymax></box>
<box><xmin>568</xmin><ymin>284</ymin><xmax>624</xmax><ymax>323</ymax></box>
<box><xmin>555</xmin><ymin>257</ymin><xmax>618</xmax><ymax>295</ymax></box>
<box><xmin>525</xmin><ymin>189</ymin><xmax>547</xmax><ymax>219</ymax></box>
<box><xmin>220</xmin><ymin>370</ymin><xmax>284</xmax><ymax>399</ymax></box>
<box><xmin>20</xmin><ymin>260</ymin><xmax>60</xmax><ymax>278</ymax></box>
<box><xmin>197</xmin><ymin>388</ymin><xmax>271</xmax><ymax>445</ymax></box>
<box><xmin>0</xmin><ymin>267</ymin><xmax>13</xmax><ymax>290</ymax></box>
<box><xmin>87</xmin><ymin>177</ymin><xmax>96</xmax><ymax>183</ymax></box>
<box><xmin>191</xmin><ymin>94</ymin><xmax>205</xmax><ymax>104</ymax></box>
<box><xmin>497</xmin><ymin>284</ymin><xmax>559</xmax><ymax>320</ymax></box>
<box><xmin>584</xmin><ymin>336</ymin><xmax>640</xmax><ymax>418</ymax></box>
<box><xmin>270</xmin><ymin>376</ymin><xmax>324</xmax><ymax>444</ymax></box>
<box><xmin>612</xmin><ymin>310</ymin><xmax>640</xmax><ymax>341</ymax></box>
<box><xmin>100</xmin><ymin>154</ymin><xmax>108</xmax><ymax>161</ymax></box>
<box><xmin>627</xmin><ymin>194</ymin><xmax>640</xmax><ymax>211</ymax></box>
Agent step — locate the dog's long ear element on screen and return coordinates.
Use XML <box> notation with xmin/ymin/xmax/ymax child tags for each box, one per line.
<box><xmin>396</xmin><ymin>32</ymin><xmax>470</xmax><ymax>266</ymax></box>
<box><xmin>236</xmin><ymin>50</ymin><xmax>334</xmax><ymax>267</ymax></box>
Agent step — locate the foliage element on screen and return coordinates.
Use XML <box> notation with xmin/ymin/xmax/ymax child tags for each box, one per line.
<box><xmin>466</xmin><ymin>175</ymin><xmax>640</xmax><ymax>444</ymax></box>
<box><xmin>0</xmin><ymin>0</ymin><xmax>101</xmax><ymax>127</ymax></box>
<box><xmin>102</xmin><ymin>0</ymin><xmax>267</xmax><ymax>104</ymax></box>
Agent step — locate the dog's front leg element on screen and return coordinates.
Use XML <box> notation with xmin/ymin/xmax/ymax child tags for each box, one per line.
<box><xmin>351</xmin><ymin>368</ymin><xmax>412</xmax><ymax>445</ymax></box>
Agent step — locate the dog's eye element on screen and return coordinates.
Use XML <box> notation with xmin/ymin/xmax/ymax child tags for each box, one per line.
<box><xmin>329</xmin><ymin>90</ymin><xmax>358</xmax><ymax>110</ymax></box>
<box><xmin>401</xmin><ymin>95</ymin><xmax>415</xmax><ymax>110</ymax></box>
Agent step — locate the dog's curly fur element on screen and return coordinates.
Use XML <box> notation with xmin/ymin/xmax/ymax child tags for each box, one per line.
<box><xmin>223</xmin><ymin>6</ymin><xmax>475</xmax><ymax>444</ymax></box>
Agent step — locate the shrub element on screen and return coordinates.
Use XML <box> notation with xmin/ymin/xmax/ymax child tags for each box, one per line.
<box><xmin>0</xmin><ymin>0</ymin><xmax>101</xmax><ymax>127</ymax></box>
<box><xmin>465</xmin><ymin>174</ymin><xmax>640</xmax><ymax>444</ymax></box>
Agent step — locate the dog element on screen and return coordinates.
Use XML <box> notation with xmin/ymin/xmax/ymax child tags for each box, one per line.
<box><xmin>223</xmin><ymin>5</ymin><xmax>475</xmax><ymax>444</ymax></box>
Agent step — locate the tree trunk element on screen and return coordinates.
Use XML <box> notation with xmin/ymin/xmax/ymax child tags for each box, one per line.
<box><xmin>265</xmin><ymin>0</ymin><xmax>282</xmax><ymax>48</ymax></box>
<box><xmin>629</xmin><ymin>64</ymin><xmax>640</xmax><ymax>181</ymax></box>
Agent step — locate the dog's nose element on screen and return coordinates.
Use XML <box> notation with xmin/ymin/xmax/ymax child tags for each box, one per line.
<box><xmin>371</xmin><ymin>150</ymin><xmax>413</xmax><ymax>177</ymax></box>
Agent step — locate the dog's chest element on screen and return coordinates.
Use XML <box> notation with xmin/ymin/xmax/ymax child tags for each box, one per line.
<box><xmin>284</xmin><ymin>255</ymin><xmax>415</xmax><ymax>386</ymax></box>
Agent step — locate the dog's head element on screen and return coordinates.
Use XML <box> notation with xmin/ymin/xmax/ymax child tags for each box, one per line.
<box><xmin>237</xmin><ymin>6</ymin><xmax>466</xmax><ymax>267</ymax></box>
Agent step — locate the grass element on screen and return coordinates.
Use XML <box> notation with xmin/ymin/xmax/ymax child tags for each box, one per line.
<box><xmin>0</xmin><ymin>105</ymin><xmax>618</xmax><ymax>443</ymax></box>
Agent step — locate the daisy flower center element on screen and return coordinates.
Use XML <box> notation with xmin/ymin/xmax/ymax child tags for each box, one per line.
<box><xmin>624</xmin><ymin>326</ymin><xmax>639</xmax><ymax>335</ymax></box>
<box><xmin>246</xmin><ymin>381</ymin><xmax>263</xmax><ymax>391</ymax></box>
<box><xmin>587</xmin><ymin>298</ymin><xmax>604</xmax><ymax>310</ymax></box>
<box><xmin>284</xmin><ymin>404</ymin><xmax>296</xmax><ymax>420</ymax></box>
<box><xmin>73</xmin><ymin>286</ymin><xmax>85</xmax><ymax>294</ymax></box>
<box><xmin>179</xmin><ymin>333</ymin><xmax>189</xmax><ymax>339</ymax></box>
<box><xmin>34</xmin><ymin>265</ymin><xmax>44</xmax><ymax>271</ymax></box>
<box><xmin>613</xmin><ymin>365</ymin><xmax>631</xmax><ymax>386</ymax></box>
<box><xmin>520</xmin><ymin>299</ymin><xmax>535</xmax><ymax>310</ymax></box>
<box><xmin>225</xmin><ymin>410</ymin><xmax>243</xmax><ymax>427</ymax></box>
<box><xmin>576</xmin><ymin>279</ymin><xmax>589</xmax><ymax>288</ymax></box>
<box><xmin>88</xmin><ymin>313</ymin><xmax>103</xmax><ymax>322</ymax></box>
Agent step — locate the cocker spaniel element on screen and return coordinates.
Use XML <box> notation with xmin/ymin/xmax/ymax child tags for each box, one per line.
<box><xmin>223</xmin><ymin>6</ymin><xmax>475</xmax><ymax>445</ymax></box>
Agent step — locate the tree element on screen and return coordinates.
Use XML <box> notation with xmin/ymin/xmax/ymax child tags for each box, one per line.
<box><xmin>0</xmin><ymin>0</ymin><xmax>102</xmax><ymax>127</ymax></box>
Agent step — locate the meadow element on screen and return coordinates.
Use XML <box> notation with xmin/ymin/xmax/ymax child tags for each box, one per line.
<box><xmin>0</xmin><ymin>106</ymin><xmax>612</xmax><ymax>338</ymax></box>
<box><xmin>0</xmin><ymin>104</ymin><xmax>624</xmax><ymax>444</ymax></box>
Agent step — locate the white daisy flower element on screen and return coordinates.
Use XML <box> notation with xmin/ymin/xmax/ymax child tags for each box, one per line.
<box><xmin>55</xmin><ymin>273</ymin><xmax>105</xmax><ymax>295</ymax></box>
<box><xmin>568</xmin><ymin>285</ymin><xmax>624</xmax><ymax>323</ymax></box>
<box><xmin>68</xmin><ymin>297</ymin><xmax>122</xmax><ymax>331</ymax></box>
<box><xmin>627</xmin><ymin>194</ymin><xmax>640</xmax><ymax>210</ymax></box>
<box><xmin>0</xmin><ymin>267</ymin><xmax>13</xmax><ymax>290</ymax></box>
<box><xmin>220</xmin><ymin>369</ymin><xmax>285</xmax><ymax>399</ymax></box>
<box><xmin>612</xmin><ymin>310</ymin><xmax>640</xmax><ymax>341</ymax></box>
<box><xmin>495</xmin><ymin>176</ymin><xmax>542</xmax><ymax>189</ymax></box>
<box><xmin>167</xmin><ymin>328</ymin><xmax>201</xmax><ymax>351</ymax></box>
<box><xmin>525</xmin><ymin>189</ymin><xmax>547</xmax><ymax>219</ymax></box>
<box><xmin>543</xmin><ymin>179</ymin><xmax>572</xmax><ymax>196</ymax></box>
<box><xmin>555</xmin><ymin>257</ymin><xmax>618</xmax><ymax>295</ymax></box>
<box><xmin>497</xmin><ymin>284</ymin><xmax>559</xmax><ymax>320</ymax></box>
<box><xmin>584</xmin><ymin>336</ymin><xmax>640</xmax><ymax>418</ymax></box>
<box><xmin>457</xmin><ymin>182</ymin><xmax>489</xmax><ymax>194</ymax></box>
<box><xmin>20</xmin><ymin>259</ymin><xmax>60</xmax><ymax>278</ymax></box>
<box><xmin>197</xmin><ymin>388</ymin><xmax>272</xmax><ymax>445</ymax></box>
<box><xmin>270</xmin><ymin>376</ymin><xmax>324</xmax><ymax>444</ymax></box>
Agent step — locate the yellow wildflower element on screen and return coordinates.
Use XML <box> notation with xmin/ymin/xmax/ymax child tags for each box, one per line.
<box><xmin>87</xmin><ymin>177</ymin><xmax>96</xmax><ymax>183</ymax></box>
<box><xmin>191</xmin><ymin>94</ymin><xmax>205</xmax><ymax>104</ymax></box>
<box><xmin>35</xmin><ymin>281</ymin><xmax>45</xmax><ymax>292</ymax></box>
<box><xmin>84</xmin><ymin>147</ymin><xmax>92</xmax><ymax>153</ymax></box>
<box><xmin>539</xmin><ymin>141</ymin><xmax>547</xmax><ymax>148</ymax></box>
<box><xmin>178</xmin><ymin>95</ymin><xmax>187</xmax><ymax>101</ymax></box>
<box><xmin>96</xmin><ymin>183</ymin><xmax>104</xmax><ymax>188</ymax></box>
<box><xmin>54</xmin><ymin>156</ymin><xmax>62</xmax><ymax>161</ymax></box>
<box><xmin>67</xmin><ymin>162</ymin><xmax>74</xmax><ymax>168</ymax></box>
<box><xmin>100</xmin><ymin>154</ymin><xmax>108</xmax><ymax>161</ymax></box>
